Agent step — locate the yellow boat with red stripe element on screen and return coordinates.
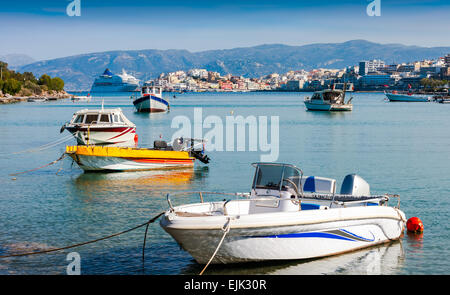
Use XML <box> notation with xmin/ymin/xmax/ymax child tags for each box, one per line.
<box><xmin>66</xmin><ymin>145</ymin><xmax>196</xmax><ymax>172</ymax></box>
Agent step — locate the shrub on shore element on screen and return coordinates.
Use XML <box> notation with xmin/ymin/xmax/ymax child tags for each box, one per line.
<box><xmin>0</xmin><ymin>61</ymin><xmax>65</xmax><ymax>96</ymax></box>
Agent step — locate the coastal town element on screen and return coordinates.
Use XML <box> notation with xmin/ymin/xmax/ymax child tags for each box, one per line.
<box><xmin>151</xmin><ymin>54</ymin><xmax>450</xmax><ymax>93</ymax></box>
<box><xmin>1</xmin><ymin>53</ymin><xmax>450</xmax><ymax>104</ymax></box>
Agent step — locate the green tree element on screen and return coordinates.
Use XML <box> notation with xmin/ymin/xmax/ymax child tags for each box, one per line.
<box><xmin>38</xmin><ymin>74</ymin><xmax>52</xmax><ymax>86</ymax></box>
<box><xmin>49</xmin><ymin>77</ymin><xmax>64</xmax><ymax>91</ymax></box>
<box><xmin>2</xmin><ymin>78</ymin><xmax>22</xmax><ymax>95</ymax></box>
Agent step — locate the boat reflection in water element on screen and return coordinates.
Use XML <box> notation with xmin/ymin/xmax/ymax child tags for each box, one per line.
<box><xmin>73</xmin><ymin>168</ymin><xmax>199</xmax><ymax>201</ymax></box>
<box><xmin>181</xmin><ymin>240</ymin><xmax>404</xmax><ymax>275</ymax></box>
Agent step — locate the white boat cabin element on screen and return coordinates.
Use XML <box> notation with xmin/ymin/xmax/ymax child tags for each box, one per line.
<box><xmin>249</xmin><ymin>163</ymin><xmax>373</xmax><ymax>214</ymax></box>
<box><xmin>68</xmin><ymin>108</ymin><xmax>134</xmax><ymax>126</ymax></box>
<box><xmin>141</xmin><ymin>84</ymin><xmax>162</xmax><ymax>98</ymax></box>
<box><xmin>310</xmin><ymin>90</ymin><xmax>346</xmax><ymax>104</ymax></box>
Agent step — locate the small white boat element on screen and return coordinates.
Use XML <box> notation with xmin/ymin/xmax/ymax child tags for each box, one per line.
<box><xmin>132</xmin><ymin>82</ymin><xmax>169</xmax><ymax>113</ymax></box>
<box><xmin>71</xmin><ymin>94</ymin><xmax>92</xmax><ymax>102</ymax></box>
<box><xmin>61</xmin><ymin>107</ymin><xmax>137</xmax><ymax>147</ymax></box>
<box><xmin>160</xmin><ymin>163</ymin><xmax>406</xmax><ymax>264</ymax></box>
<box><xmin>304</xmin><ymin>89</ymin><xmax>353</xmax><ymax>111</ymax></box>
<box><xmin>385</xmin><ymin>91</ymin><xmax>431</xmax><ymax>102</ymax></box>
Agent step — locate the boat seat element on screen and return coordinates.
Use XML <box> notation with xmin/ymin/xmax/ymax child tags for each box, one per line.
<box><xmin>300</xmin><ymin>203</ymin><xmax>321</xmax><ymax>210</ymax></box>
<box><xmin>303</xmin><ymin>176</ymin><xmax>336</xmax><ymax>194</ymax></box>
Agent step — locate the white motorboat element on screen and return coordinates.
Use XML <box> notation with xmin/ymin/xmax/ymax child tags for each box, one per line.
<box><xmin>132</xmin><ymin>82</ymin><xmax>169</xmax><ymax>113</ymax></box>
<box><xmin>160</xmin><ymin>163</ymin><xmax>406</xmax><ymax>264</ymax></box>
<box><xmin>304</xmin><ymin>89</ymin><xmax>353</xmax><ymax>111</ymax></box>
<box><xmin>385</xmin><ymin>91</ymin><xmax>431</xmax><ymax>102</ymax></box>
<box><xmin>71</xmin><ymin>94</ymin><xmax>92</xmax><ymax>102</ymax></box>
<box><xmin>61</xmin><ymin>107</ymin><xmax>137</xmax><ymax>147</ymax></box>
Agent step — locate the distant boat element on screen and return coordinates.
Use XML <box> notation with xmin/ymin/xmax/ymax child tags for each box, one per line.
<box><xmin>71</xmin><ymin>93</ymin><xmax>91</xmax><ymax>102</ymax></box>
<box><xmin>384</xmin><ymin>91</ymin><xmax>431</xmax><ymax>102</ymax></box>
<box><xmin>132</xmin><ymin>82</ymin><xmax>169</xmax><ymax>113</ymax></box>
<box><xmin>90</xmin><ymin>68</ymin><xmax>140</xmax><ymax>93</ymax></box>
<box><xmin>304</xmin><ymin>89</ymin><xmax>353</xmax><ymax>111</ymax></box>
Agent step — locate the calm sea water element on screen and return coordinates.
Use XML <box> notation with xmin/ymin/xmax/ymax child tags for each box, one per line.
<box><xmin>0</xmin><ymin>91</ymin><xmax>448</xmax><ymax>275</ymax></box>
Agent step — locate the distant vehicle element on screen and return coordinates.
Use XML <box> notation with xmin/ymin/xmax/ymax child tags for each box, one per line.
<box><xmin>90</xmin><ymin>68</ymin><xmax>140</xmax><ymax>93</ymax></box>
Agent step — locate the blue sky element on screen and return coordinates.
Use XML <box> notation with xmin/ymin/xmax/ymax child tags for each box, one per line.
<box><xmin>1</xmin><ymin>0</ymin><xmax>449</xmax><ymax>60</ymax></box>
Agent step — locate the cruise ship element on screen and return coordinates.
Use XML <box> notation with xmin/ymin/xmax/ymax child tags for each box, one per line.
<box><xmin>90</xmin><ymin>68</ymin><xmax>140</xmax><ymax>93</ymax></box>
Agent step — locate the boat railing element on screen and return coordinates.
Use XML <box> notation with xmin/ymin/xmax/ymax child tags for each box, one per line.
<box><xmin>165</xmin><ymin>191</ymin><xmax>400</xmax><ymax>213</ymax></box>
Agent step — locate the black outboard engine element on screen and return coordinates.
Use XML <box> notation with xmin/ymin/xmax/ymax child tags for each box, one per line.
<box><xmin>191</xmin><ymin>150</ymin><xmax>210</xmax><ymax>164</ymax></box>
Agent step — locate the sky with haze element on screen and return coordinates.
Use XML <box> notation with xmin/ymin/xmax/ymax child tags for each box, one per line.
<box><xmin>1</xmin><ymin>0</ymin><xmax>449</xmax><ymax>60</ymax></box>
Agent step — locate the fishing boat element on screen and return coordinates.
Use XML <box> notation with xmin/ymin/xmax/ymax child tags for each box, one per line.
<box><xmin>132</xmin><ymin>82</ymin><xmax>169</xmax><ymax>113</ymax></box>
<box><xmin>60</xmin><ymin>107</ymin><xmax>137</xmax><ymax>147</ymax></box>
<box><xmin>304</xmin><ymin>89</ymin><xmax>353</xmax><ymax>111</ymax></box>
<box><xmin>66</xmin><ymin>137</ymin><xmax>210</xmax><ymax>172</ymax></box>
<box><xmin>384</xmin><ymin>91</ymin><xmax>431</xmax><ymax>102</ymax></box>
<box><xmin>160</xmin><ymin>162</ymin><xmax>406</xmax><ymax>264</ymax></box>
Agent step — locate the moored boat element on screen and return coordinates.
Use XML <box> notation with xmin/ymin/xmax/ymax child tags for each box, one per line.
<box><xmin>160</xmin><ymin>162</ymin><xmax>406</xmax><ymax>264</ymax></box>
<box><xmin>385</xmin><ymin>91</ymin><xmax>431</xmax><ymax>102</ymax></box>
<box><xmin>304</xmin><ymin>89</ymin><xmax>353</xmax><ymax>111</ymax></box>
<box><xmin>132</xmin><ymin>82</ymin><xmax>169</xmax><ymax>113</ymax></box>
<box><xmin>60</xmin><ymin>107</ymin><xmax>137</xmax><ymax>147</ymax></box>
<box><xmin>66</xmin><ymin>137</ymin><xmax>210</xmax><ymax>172</ymax></box>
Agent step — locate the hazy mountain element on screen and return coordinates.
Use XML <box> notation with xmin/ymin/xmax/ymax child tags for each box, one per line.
<box><xmin>0</xmin><ymin>54</ymin><xmax>35</xmax><ymax>68</ymax></box>
<box><xmin>18</xmin><ymin>40</ymin><xmax>450</xmax><ymax>90</ymax></box>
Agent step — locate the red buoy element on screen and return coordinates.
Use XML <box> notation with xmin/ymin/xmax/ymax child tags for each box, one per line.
<box><xmin>134</xmin><ymin>134</ymin><xmax>139</xmax><ymax>147</ymax></box>
<box><xmin>406</xmin><ymin>217</ymin><xmax>424</xmax><ymax>233</ymax></box>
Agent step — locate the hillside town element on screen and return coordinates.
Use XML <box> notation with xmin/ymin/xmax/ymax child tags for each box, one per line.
<box><xmin>151</xmin><ymin>54</ymin><xmax>450</xmax><ymax>92</ymax></box>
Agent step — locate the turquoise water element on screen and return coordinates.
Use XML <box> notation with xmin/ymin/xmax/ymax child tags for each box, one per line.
<box><xmin>0</xmin><ymin>92</ymin><xmax>448</xmax><ymax>274</ymax></box>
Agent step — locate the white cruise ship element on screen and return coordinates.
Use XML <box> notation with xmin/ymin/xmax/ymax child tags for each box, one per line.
<box><xmin>90</xmin><ymin>68</ymin><xmax>140</xmax><ymax>93</ymax></box>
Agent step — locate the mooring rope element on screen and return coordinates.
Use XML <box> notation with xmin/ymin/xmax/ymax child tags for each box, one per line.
<box><xmin>0</xmin><ymin>134</ymin><xmax>74</xmax><ymax>156</ymax></box>
<box><xmin>0</xmin><ymin>212</ymin><xmax>165</xmax><ymax>259</ymax></box>
<box><xmin>9</xmin><ymin>153</ymin><xmax>67</xmax><ymax>176</ymax></box>
<box><xmin>199</xmin><ymin>218</ymin><xmax>231</xmax><ymax>275</ymax></box>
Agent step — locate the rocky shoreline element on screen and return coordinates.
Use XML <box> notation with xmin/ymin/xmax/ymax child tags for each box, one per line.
<box><xmin>0</xmin><ymin>90</ymin><xmax>72</xmax><ymax>104</ymax></box>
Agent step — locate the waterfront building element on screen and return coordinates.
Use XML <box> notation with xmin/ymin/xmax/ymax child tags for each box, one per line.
<box><xmin>359</xmin><ymin>59</ymin><xmax>385</xmax><ymax>75</ymax></box>
<box><xmin>359</xmin><ymin>74</ymin><xmax>395</xmax><ymax>87</ymax></box>
<box><xmin>445</xmin><ymin>54</ymin><xmax>450</xmax><ymax>66</ymax></box>
<box><xmin>285</xmin><ymin>80</ymin><xmax>305</xmax><ymax>91</ymax></box>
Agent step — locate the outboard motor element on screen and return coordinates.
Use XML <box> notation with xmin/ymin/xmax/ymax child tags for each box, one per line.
<box><xmin>340</xmin><ymin>174</ymin><xmax>370</xmax><ymax>196</ymax></box>
<box><xmin>191</xmin><ymin>150</ymin><xmax>210</xmax><ymax>164</ymax></box>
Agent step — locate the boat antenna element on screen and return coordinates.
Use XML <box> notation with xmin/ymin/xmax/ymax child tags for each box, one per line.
<box><xmin>101</xmin><ymin>99</ymin><xmax>104</xmax><ymax>110</ymax></box>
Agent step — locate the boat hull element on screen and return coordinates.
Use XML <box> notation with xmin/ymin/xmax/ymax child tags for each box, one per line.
<box><xmin>304</xmin><ymin>101</ymin><xmax>352</xmax><ymax>111</ymax></box>
<box><xmin>385</xmin><ymin>93</ymin><xmax>430</xmax><ymax>102</ymax></box>
<box><xmin>133</xmin><ymin>95</ymin><xmax>169</xmax><ymax>112</ymax></box>
<box><xmin>161</xmin><ymin>205</ymin><xmax>405</xmax><ymax>264</ymax></box>
<box><xmin>66</xmin><ymin>146</ymin><xmax>195</xmax><ymax>171</ymax></box>
<box><xmin>65</xmin><ymin>126</ymin><xmax>136</xmax><ymax>147</ymax></box>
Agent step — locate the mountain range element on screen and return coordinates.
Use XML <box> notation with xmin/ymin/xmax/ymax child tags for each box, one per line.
<box><xmin>15</xmin><ymin>40</ymin><xmax>450</xmax><ymax>90</ymax></box>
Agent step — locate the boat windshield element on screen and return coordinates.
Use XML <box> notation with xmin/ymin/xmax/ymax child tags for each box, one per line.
<box><xmin>252</xmin><ymin>163</ymin><xmax>302</xmax><ymax>192</ymax></box>
<box><xmin>85</xmin><ymin>114</ymin><xmax>99</xmax><ymax>124</ymax></box>
<box><xmin>73</xmin><ymin>115</ymin><xmax>84</xmax><ymax>124</ymax></box>
<box><xmin>311</xmin><ymin>93</ymin><xmax>321</xmax><ymax>100</ymax></box>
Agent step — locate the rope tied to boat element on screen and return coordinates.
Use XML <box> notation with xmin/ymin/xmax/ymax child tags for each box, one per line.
<box><xmin>199</xmin><ymin>217</ymin><xmax>232</xmax><ymax>276</ymax></box>
<box><xmin>9</xmin><ymin>153</ymin><xmax>67</xmax><ymax>176</ymax></box>
<box><xmin>0</xmin><ymin>212</ymin><xmax>164</xmax><ymax>260</ymax></box>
